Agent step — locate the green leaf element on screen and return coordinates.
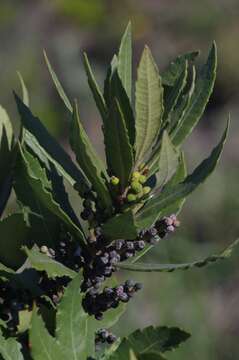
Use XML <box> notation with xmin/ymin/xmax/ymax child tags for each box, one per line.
<box><xmin>70</xmin><ymin>101</ymin><xmax>112</xmax><ymax>211</ymax></box>
<box><xmin>0</xmin><ymin>329</ymin><xmax>24</xmax><ymax>360</ymax></box>
<box><xmin>43</xmin><ymin>50</ymin><xmax>73</xmax><ymax>112</ymax></box>
<box><xmin>17</xmin><ymin>72</ymin><xmax>30</xmax><ymax>107</ymax></box>
<box><xmin>19</xmin><ymin>147</ymin><xmax>86</xmax><ymax>245</ymax></box>
<box><xmin>172</xmin><ymin>43</ymin><xmax>217</xmax><ymax>146</ymax></box>
<box><xmin>148</xmin><ymin>131</ymin><xmax>179</xmax><ymax>182</ymax></box>
<box><xmin>17</xmin><ymin>309</ymin><xmax>32</xmax><ymax>334</ymax></box>
<box><xmin>56</xmin><ymin>274</ymin><xmax>88</xmax><ymax>359</ymax></box>
<box><xmin>136</xmin><ymin>119</ymin><xmax>228</xmax><ymax>229</ymax></box>
<box><xmin>24</xmin><ymin>246</ymin><xmax>76</xmax><ymax>279</ymax></box>
<box><xmin>138</xmin><ymin>353</ymin><xmax>166</xmax><ymax>360</ymax></box>
<box><xmin>104</xmin><ymin>55</ymin><xmax>118</xmax><ymax>107</ymax></box>
<box><xmin>168</xmin><ymin>66</ymin><xmax>196</xmax><ymax>134</ymax></box>
<box><xmin>163</xmin><ymin>60</ymin><xmax>188</xmax><ymax>122</ymax></box>
<box><xmin>162</xmin><ymin>51</ymin><xmax>199</xmax><ymax>86</ymax></box>
<box><xmin>83</xmin><ymin>52</ymin><xmax>107</xmax><ymax>122</ymax></box>
<box><xmin>105</xmin><ymin>99</ymin><xmax>134</xmax><ymax>188</ymax></box>
<box><xmin>0</xmin><ymin>213</ymin><xmax>29</xmax><ymax>269</ymax></box>
<box><xmin>108</xmin><ymin>326</ymin><xmax>190</xmax><ymax>360</ymax></box>
<box><xmin>14</xmin><ymin>94</ymin><xmax>89</xmax><ymax>196</ymax></box>
<box><xmin>0</xmin><ymin>105</ymin><xmax>13</xmax><ymax>148</ymax></box>
<box><xmin>135</xmin><ymin>46</ymin><xmax>164</xmax><ymax>164</ymax></box>
<box><xmin>118</xmin><ymin>22</ymin><xmax>132</xmax><ymax>102</ymax></box>
<box><xmin>102</xmin><ymin>210</ymin><xmax>138</xmax><ymax>241</ymax></box>
<box><xmin>30</xmin><ymin>307</ymin><xmax>63</xmax><ymax>360</ymax></box>
<box><xmin>117</xmin><ymin>238</ymin><xmax>239</xmax><ymax>272</ymax></box>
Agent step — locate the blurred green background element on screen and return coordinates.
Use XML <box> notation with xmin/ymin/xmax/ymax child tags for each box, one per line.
<box><xmin>1</xmin><ymin>0</ymin><xmax>239</xmax><ymax>358</ymax></box>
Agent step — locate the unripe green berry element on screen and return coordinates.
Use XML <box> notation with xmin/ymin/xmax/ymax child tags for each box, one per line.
<box><xmin>143</xmin><ymin>186</ymin><xmax>151</xmax><ymax>195</ymax></box>
<box><xmin>127</xmin><ymin>193</ymin><xmax>137</xmax><ymax>202</ymax></box>
<box><xmin>139</xmin><ymin>175</ymin><xmax>147</xmax><ymax>184</ymax></box>
<box><xmin>131</xmin><ymin>181</ymin><xmax>143</xmax><ymax>194</ymax></box>
<box><xmin>132</xmin><ymin>171</ymin><xmax>140</xmax><ymax>180</ymax></box>
<box><xmin>40</xmin><ymin>245</ymin><xmax>48</xmax><ymax>254</ymax></box>
<box><xmin>111</xmin><ymin>176</ymin><xmax>120</xmax><ymax>186</ymax></box>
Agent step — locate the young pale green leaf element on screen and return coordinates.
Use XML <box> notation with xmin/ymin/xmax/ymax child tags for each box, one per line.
<box><xmin>70</xmin><ymin>101</ymin><xmax>112</xmax><ymax>211</ymax></box>
<box><xmin>129</xmin><ymin>350</ymin><xmax>138</xmax><ymax>360</ymax></box>
<box><xmin>108</xmin><ymin>326</ymin><xmax>190</xmax><ymax>360</ymax></box>
<box><xmin>105</xmin><ymin>99</ymin><xmax>134</xmax><ymax>188</ymax></box>
<box><xmin>162</xmin><ymin>50</ymin><xmax>199</xmax><ymax>86</ymax></box>
<box><xmin>0</xmin><ymin>213</ymin><xmax>29</xmax><ymax>269</ymax></box>
<box><xmin>14</xmin><ymin>94</ymin><xmax>90</xmax><ymax>196</ymax></box>
<box><xmin>148</xmin><ymin>131</ymin><xmax>179</xmax><ymax>182</ymax></box>
<box><xmin>0</xmin><ymin>329</ymin><xmax>24</xmax><ymax>360</ymax></box>
<box><xmin>19</xmin><ymin>147</ymin><xmax>86</xmax><ymax>245</ymax></box>
<box><xmin>24</xmin><ymin>246</ymin><xmax>76</xmax><ymax>279</ymax></box>
<box><xmin>118</xmin><ymin>22</ymin><xmax>132</xmax><ymax>102</ymax></box>
<box><xmin>135</xmin><ymin>46</ymin><xmax>164</xmax><ymax>164</ymax></box>
<box><xmin>117</xmin><ymin>238</ymin><xmax>239</xmax><ymax>272</ymax></box>
<box><xmin>136</xmin><ymin>119</ymin><xmax>228</xmax><ymax>229</ymax></box>
<box><xmin>0</xmin><ymin>105</ymin><xmax>13</xmax><ymax>148</ymax></box>
<box><xmin>172</xmin><ymin>43</ymin><xmax>217</xmax><ymax>146</ymax></box>
<box><xmin>43</xmin><ymin>50</ymin><xmax>73</xmax><ymax>112</ymax></box>
<box><xmin>17</xmin><ymin>72</ymin><xmax>30</xmax><ymax>107</ymax></box>
<box><xmin>30</xmin><ymin>307</ymin><xmax>64</xmax><ymax>360</ymax></box>
<box><xmin>56</xmin><ymin>274</ymin><xmax>88</xmax><ymax>359</ymax></box>
<box><xmin>102</xmin><ymin>210</ymin><xmax>138</xmax><ymax>241</ymax></box>
<box><xmin>83</xmin><ymin>52</ymin><xmax>108</xmax><ymax>122</ymax></box>
<box><xmin>163</xmin><ymin>60</ymin><xmax>188</xmax><ymax>122</ymax></box>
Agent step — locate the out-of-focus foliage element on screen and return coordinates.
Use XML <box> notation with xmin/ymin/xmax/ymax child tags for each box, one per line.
<box><xmin>0</xmin><ymin>1</ymin><xmax>239</xmax><ymax>359</ymax></box>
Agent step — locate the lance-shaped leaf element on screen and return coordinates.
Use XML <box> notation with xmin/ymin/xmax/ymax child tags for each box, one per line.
<box><xmin>169</xmin><ymin>66</ymin><xmax>196</xmax><ymax>134</ymax></box>
<box><xmin>24</xmin><ymin>246</ymin><xmax>76</xmax><ymax>279</ymax></box>
<box><xmin>30</xmin><ymin>307</ymin><xmax>64</xmax><ymax>360</ymax></box>
<box><xmin>110</xmin><ymin>71</ymin><xmax>135</xmax><ymax>147</ymax></box>
<box><xmin>118</xmin><ymin>21</ymin><xmax>132</xmax><ymax>102</ymax></box>
<box><xmin>70</xmin><ymin>101</ymin><xmax>112</xmax><ymax>211</ymax></box>
<box><xmin>108</xmin><ymin>326</ymin><xmax>190</xmax><ymax>360</ymax></box>
<box><xmin>136</xmin><ymin>119</ymin><xmax>228</xmax><ymax>229</ymax></box>
<box><xmin>19</xmin><ymin>147</ymin><xmax>86</xmax><ymax>245</ymax></box>
<box><xmin>162</xmin><ymin>50</ymin><xmax>199</xmax><ymax>86</ymax></box>
<box><xmin>148</xmin><ymin>131</ymin><xmax>179</xmax><ymax>181</ymax></box>
<box><xmin>0</xmin><ymin>329</ymin><xmax>24</xmax><ymax>360</ymax></box>
<box><xmin>117</xmin><ymin>238</ymin><xmax>239</xmax><ymax>272</ymax></box>
<box><xmin>105</xmin><ymin>99</ymin><xmax>133</xmax><ymax>189</ymax></box>
<box><xmin>56</xmin><ymin>274</ymin><xmax>88</xmax><ymax>359</ymax></box>
<box><xmin>0</xmin><ymin>106</ymin><xmax>15</xmax><ymax>217</ymax></box>
<box><xmin>17</xmin><ymin>72</ymin><xmax>30</xmax><ymax>107</ymax></box>
<box><xmin>163</xmin><ymin>60</ymin><xmax>188</xmax><ymax>122</ymax></box>
<box><xmin>135</xmin><ymin>46</ymin><xmax>164</xmax><ymax>164</ymax></box>
<box><xmin>44</xmin><ymin>50</ymin><xmax>73</xmax><ymax>112</ymax></box>
<box><xmin>14</xmin><ymin>94</ymin><xmax>89</xmax><ymax>196</ymax></box>
<box><xmin>104</xmin><ymin>55</ymin><xmax>118</xmax><ymax>107</ymax></box>
<box><xmin>83</xmin><ymin>52</ymin><xmax>107</xmax><ymax>122</ymax></box>
<box><xmin>102</xmin><ymin>210</ymin><xmax>138</xmax><ymax>241</ymax></box>
<box><xmin>0</xmin><ymin>213</ymin><xmax>29</xmax><ymax>269</ymax></box>
<box><xmin>172</xmin><ymin>43</ymin><xmax>217</xmax><ymax>146</ymax></box>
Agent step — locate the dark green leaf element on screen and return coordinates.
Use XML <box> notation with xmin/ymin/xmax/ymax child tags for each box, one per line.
<box><xmin>135</xmin><ymin>46</ymin><xmax>164</xmax><ymax>164</ymax></box>
<box><xmin>44</xmin><ymin>51</ymin><xmax>73</xmax><ymax>112</ymax></box>
<box><xmin>136</xmin><ymin>119</ymin><xmax>228</xmax><ymax>229</ymax></box>
<box><xmin>118</xmin><ymin>22</ymin><xmax>132</xmax><ymax>102</ymax></box>
<box><xmin>172</xmin><ymin>43</ymin><xmax>217</xmax><ymax>146</ymax></box>
<box><xmin>83</xmin><ymin>52</ymin><xmax>107</xmax><ymax>122</ymax></box>
<box><xmin>104</xmin><ymin>55</ymin><xmax>118</xmax><ymax>107</ymax></box>
<box><xmin>109</xmin><ymin>326</ymin><xmax>190</xmax><ymax>360</ymax></box>
<box><xmin>102</xmin><ymin>210</ymin><xmax>138</xmax><ymax>241</ymax></box>
<box><xmin>0</xmin><ymin>329</ymin><xmax>24</xmax><ymax>360</ymax></box>
<box><xmin>162</xmin><ymin>51</ymin><xmax>199</xmax><ymax>86</ymax></box>
<box><xmin>0</xmin><ymin>213</ymin><xmax>29</xmax><ymax>269</ymax></box>
<box><xmin>117</xmin><ymin>238</ymin><xmax>239</xmax><ymax>272</ymax></box>
<box><xmin>70</xmin><ymin>101</ymin><xmax>112</xmax><ymax>211</ymax></box>
<box><xmin>24</xmin><ymin>246</ymin><xmax>76</xmax><ymax>279</ymax></box>
<box><xmin>14</xmin><ymin>94</ymin><xmax>89</xmax><ymax>195</ymax></box>
<box><xmin>105</xmin><ymin>99</ymin><xmax>134</xmax><ymax>188</ymax></box>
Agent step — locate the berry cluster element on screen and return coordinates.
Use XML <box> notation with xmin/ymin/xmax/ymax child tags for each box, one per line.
<box><xmin>140</xmin><ymin>214</ymin><xmax>180</xmax><ymax>243</ymax></box>
<box><xmin>95</xmin><ymin>329</ymin><xmax>117</xmax><ymax>345</ymax></box>
<box><xmin>82</xmin><ymin>280</ymin><xmax>142</xmax><ymax>320</ymax></box>
<box><xmin>0</xmin><ymin>280</ymin><xmax>33</xmax><ymax>333</ymax></box>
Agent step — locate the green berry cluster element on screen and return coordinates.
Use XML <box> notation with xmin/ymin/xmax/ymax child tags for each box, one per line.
<box><xmin>127</xmin><ymin>169</ymin><xmax>151</xmax><ymax>203</ymax></box>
